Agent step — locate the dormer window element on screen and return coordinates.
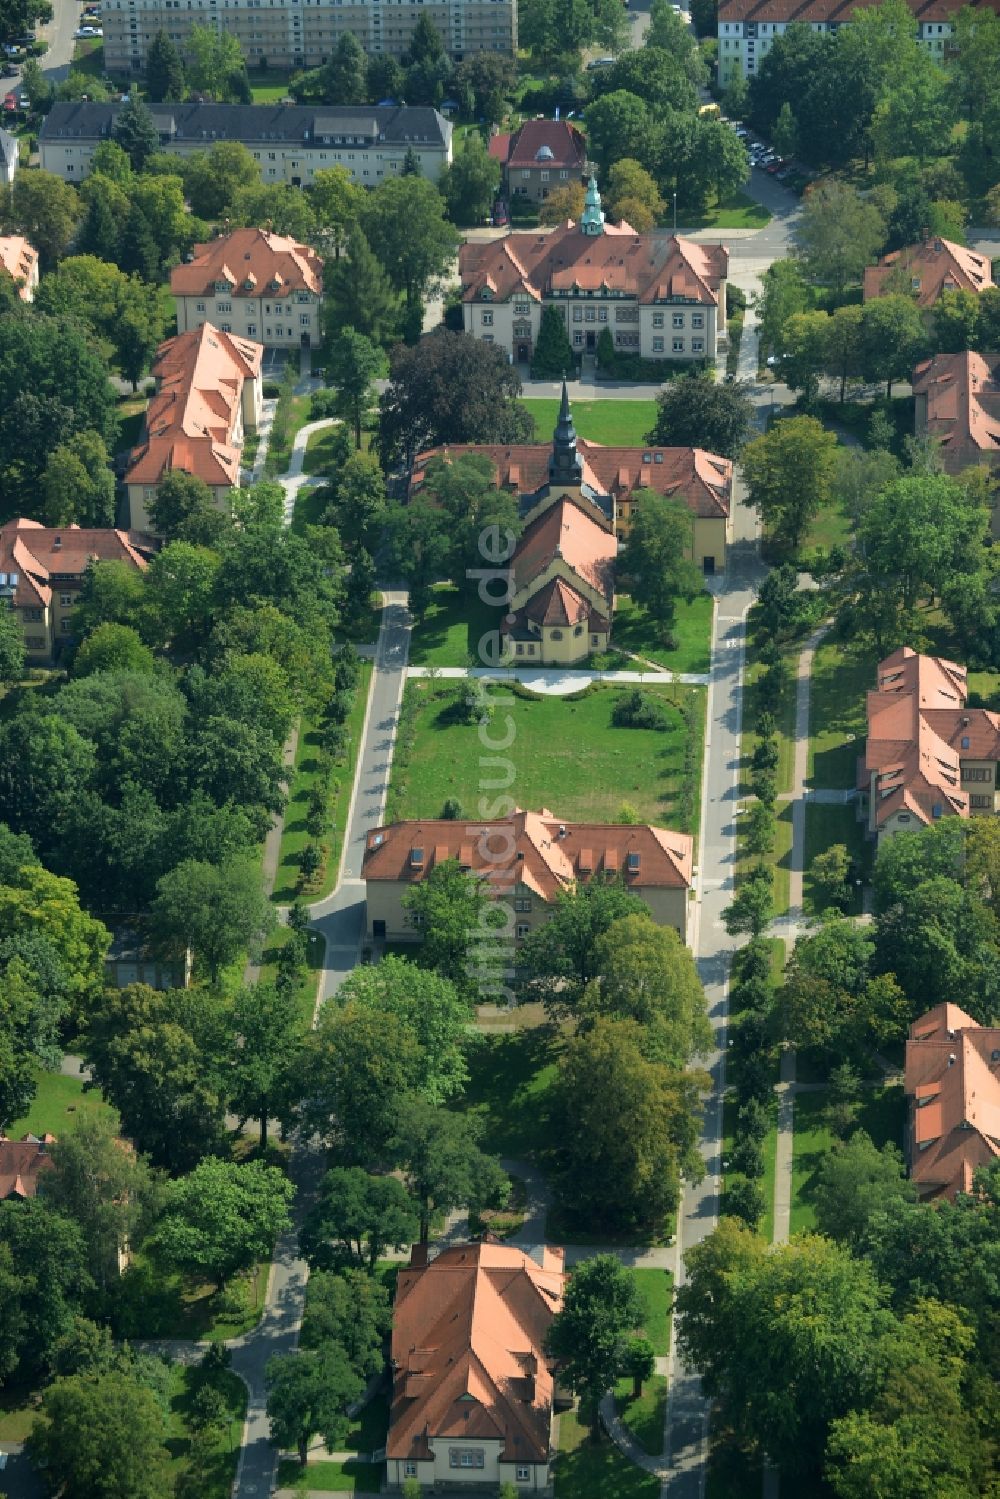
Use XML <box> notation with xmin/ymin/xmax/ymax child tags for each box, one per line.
<box><xmin>410</xmin><ymin>847</ymin><xmax>425</xmax><ymax>868</ymax></box>
<box><xmin>481</xmin><ymin>288</ymin><xmax>493</xmax><ymax>301</ymax></box>
<box><xmin>627</xmin><ymin>851</ymin><xmax>641</xmax><ymax>873</ymax></box>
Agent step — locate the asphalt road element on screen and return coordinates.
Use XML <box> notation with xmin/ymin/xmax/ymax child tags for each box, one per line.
<box><xmin>37</xmin><ymin>0</ymin><xmax>79</xmax><ymax>83</ymax></box>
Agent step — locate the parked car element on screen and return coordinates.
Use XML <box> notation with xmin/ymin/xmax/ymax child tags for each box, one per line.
<box><xmin>75</xmin><ymin>25</ymin><xmax>100</xmax><ymax>35</ymax></box>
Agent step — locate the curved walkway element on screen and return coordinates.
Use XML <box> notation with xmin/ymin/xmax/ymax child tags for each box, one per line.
<box><xmin>407</xmin><ymin>664</ymin><xmax>711</xmax><ymax>691</ymax></box>
<box><xmin>277</xmin><ymin>417</ymin><xmax>340</xmax><ymax>526</ymax></box>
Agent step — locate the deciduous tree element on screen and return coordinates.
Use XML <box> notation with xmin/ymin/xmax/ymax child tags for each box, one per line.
<box><xmin>28</xmin><ymin>1372</ymin><xmax>172</xmax><ymax>1499</ymax></box>
<box><xmin>742</xmin><ymin>415</ymin><xmax>837</xmax><ymax>555</ymax></box>
<box><xmin>151</xmin><ymin>1158</ymin><xmax>293</xmax><ymax>1290</ymax></box>
<box><xmin>619</xmin><ymin>491</ymin><xmax>702</xmax><ymax>642</ymax></box>
<box><xmin>646</xmin><ymin>371</ymin><xmax>754</xmax><ymax>458</ymax></box>
<box><xmin>299</xmin><ymin>1166</ymin><xmax>420</xmax><ymax>1272</ymax></box>
<box><xmin>545</xmin><ymin>1254</ymin><xmax>642</xmax><ymax>1439</ymax></box>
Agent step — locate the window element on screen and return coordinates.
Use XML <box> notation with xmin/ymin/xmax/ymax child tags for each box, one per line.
<box><xmin>653</xmin><ymin>337</ymin><xmax>664</xmax><ymax>352</ymax></box>
<box><xmin>25</xmin><ymin>635</ymin><xmax>45</xmax><ymax>650</ymax></box>
<box><xmin>60</xmin><ymin>619</ymin><xmax>71</xmax><ymax>635</ymax></box>
<box><xmin>971</xmin><ymin>794</ymin><xmax>992</xmax><ymax>808</ymax></box>
<box><xmin>517</xmin><ymin>923</ymin><xmax>530</xmax><ymax>939</ymax></box>
<box><xmin>961</xmin><ymin>735</ymin><xmax>971</xmax><ymax>749</ymax></box>
<box><xmin>598</xmin><ymin>308</ymin><xmax>608</xmax><ymax>321</ymax></box>
<box><xmin>517</xmin><ymin>1466</ymin><xmax>531</xmax><ymax>1482</ymax></box>
<box><xmin>550</xmin><ymin>629</ymin><xmax>563</xmax><ymax>640</ymax></box>
<box><xmin>483</xmin><ymin>334</ymin><xmax>494</xmax><ymax>343</ymax></box>
<box><xmin>24</xmin><ymin>608</ymin><xmax>42</xmax><ymax>622</ymax></box>
<box><xmin>652</xmin><ymin>312</ymin><xmax>664</xmax><ymax>327</ymax></box>
<box><xmin>573</xmin><ymin>307</ymin><xmax>583</xmax><ymax>321</ymax></box>
<box><xmin>404</xmin><ymin>1463</ymin><xmax>417</xmax><ymax>1478</ymax></box>
<box><xmin>672</xmin><ymin>313</ymin><xmax>684</xmax><ymax>328</ymax></box>
<box><xmin>300</xmin><ymin>314</ymin><xmax>310</xmax><ymax>326</ymax></box>
<box><xmin>692</xmin><ymin>339</ymin><xmax>705</xmax><ymax>353</ymax></box>
<box><xmin>514</xmin><ymin>897</ymin><xmax>531</xmax><ymax>912</ymax></box>
<box><xmin>195</xmin><ymin>300</ymin><xmax>206</xmax><ymax>312</ymax></box>
<box><xmin>591</xmin><ymin>634</ymin><xmax>600</xmax><ymax>645</ymax></box>
<box><xmin>59</xmin><ymin>593</ymin><xmax>72</xmax><ymax>607</ymax></box>
<box><xmin>450</xmin><ymin>1450</ymin><xmax>485</xmax><ymax>1470</ymax></box>
<box><xmin>515</xmin><ymin>642</ymin><xmax>524</xmax><ymax>655</ymax></box>
<box><xmin>574</xmin><ymin>332</ymin><xmax>583</xmax><ymax>345</ymax></box>
<box><xmin>585</xmin><ymin>307</ymin><xmax>595</xmax><ymax>322</ymax></box>
<box><xmin>672</xmin><ymin>338</ymin><xmax>684</xmax><ymax>352</ymax></box>
<box><xmin>692</xmin><ymin>313</ymin><xmax>704</xmax><ymax>328</ymax></box>
<box><xmin>962</xmin><ymin>766</ymin><xmax>991</xmax><ymax>782</ymax></box>
<box><xmin>481</xmin><ymin>311</ymin><xmax>493</xmax><ymax>325</ymax></box>
<box><xmin>247</xmin><ymin>323</ymin><xmax>257</xmax><ymax>336</ymax></box>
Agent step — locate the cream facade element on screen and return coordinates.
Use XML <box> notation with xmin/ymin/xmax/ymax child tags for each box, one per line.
<box><xmin>717</xmin><ymin>1</ymin><xmax>970</xmax><ymax>84</ymax></box>
<box><xmin>101</xmin><ymin>0</ymin><xmax>515</xmax><ymax>72</ymax></box>
<box><xmin>171</xmin><ymin>227</ymin><xmax>323</xmax><ymax>350</ymax></box>
<box><xmin>38</xmin><ymin>102</ymin><xmax>452</xmax><ymax>187</ymax></box>
<box><xmin>388</xmin><ymin>1435</ymin><xmax>551</xmax><ymax>1493</ymax></box>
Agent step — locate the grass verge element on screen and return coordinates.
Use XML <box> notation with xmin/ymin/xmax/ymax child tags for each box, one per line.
<box><xmin>802</xmin><ymin>803</ymin><xmax>871</xmax><ymax>919</ymax></box>
<box><xmin>806</xmin><ymin>640</ymin><xmax>874</xmax><ymax>789</ymax></box>
<box><xmin>632</xmin><ymin>1268</ymin><xmax>672</xmax><ymax>1355</ymax></box>
<box><xmin>165</xmin><ymin>1364</ymin><xmax>246</xmax><ymax>1499</ymax></box>
<box><xmin>275</xmin><ymin>1458</ymin><xmax>384</xmax><ymax>1492</ymax></box>
<box><xmin>721</xmin><ymin>1093</ymin><xmax>779</xmax><ymax>1243</ymax></box>
<box><xmin>612</xmin><ymin>592</ymin><xmax>713</xmax><ymax>675</ymax></box>
<box><xmin>614</xmin><ymin>1375</ymin><xmax>667</xmax><ymax>1457</ymax></box>
<box><xmin>554</xmin><ymin>1406</ymin><xmax>661</xmax><ymax>1498</ymax></box>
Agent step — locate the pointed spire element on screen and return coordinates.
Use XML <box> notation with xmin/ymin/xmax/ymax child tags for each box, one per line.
<box><xmin>580</xmin><ymin>174</ymin><xmax>605</xmax><ymax>237</ymax></box>
<box><xmin>550</xmin><ymin>380</ymin><xmax>582</xmax><ymax>483</ymax></box>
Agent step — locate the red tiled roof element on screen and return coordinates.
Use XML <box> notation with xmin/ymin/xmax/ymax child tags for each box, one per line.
<box><xmin>718</xmin><ymin>0</ymin><xmax>999</xmax><ymax>22</ymax></box>
<box><xmin>364</xmin><ymin>807</ymin><xmax>693</xmax><ymax>901</ymax></box>
<box><xmin>460</xmin><ymin>226</ymin><xmax>727</xmax><ymax>308</ymax></box>
<box><xmin>864</xmin><ymin>237</ymin><xmax>994</xmax><ymax>308</ymax></box>
<box><xmin>523</xmin><ymin>576</ymin><xmax>595</xmax><ymax>626</ymax></box>
<box><xmin>912</xmin><ymin>351</ymin><xmax>1000</xmax><ymax>476</ymax></box>
<box><xmin>125</xmin><ymin>323</ymin><xmax>262</xmax><ymax>490</ymax></box>
<box><xmin>171</xmin><ymin>226</ymin><xmax>322</xmax><ymax>301</ymax></box>
<box><xmin>489</xmin><ymin>131</ymin><xmax>511</xmax><ymax>164</ymax></box>
<box><xmin>905</xmin><ymin>1008</ymin><xmax>1000</xmax><ymax>1200</ymax></box>
<box><xmin>0</xmin><ymin>1134</ymin><xmax>56</xmax><ymax>1200</ymax></box>
<box><xmin>412</xmin><ymin>443</ymin><xmax>732</xmax><ymax>522</ymax></box>
<box><xmin>511</xmin><ymin>496</ymin><xmax>615</xmax><ymax>604</ymax></box>
<box><xmin>388</xmin><ymin>1243</ymin><xmax>565</xmax><ymax>1465</ymax></box>
<box><xmin>505</xmin><ymin>119</ymin><xmax>587</xmax><ymax>172</ymax></box>
<box><xmin>0</xmin><ymin>519</ymin><xmax>153</xmax><ymax>611</ymax></box>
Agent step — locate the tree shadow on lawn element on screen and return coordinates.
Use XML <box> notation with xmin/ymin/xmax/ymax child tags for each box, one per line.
<box><xmin>460</xmin><ymin>1025</ymin><xmax>560</xmax><ymax>1164</ymax></box>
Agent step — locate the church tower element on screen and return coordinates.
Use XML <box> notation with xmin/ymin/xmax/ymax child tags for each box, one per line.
<box><xmin>549</xmin><ymin>381</ymin><xmax>583</xmax><ymax>485</ymax></box>
<box><xmin>580</xmin><ymin>175</ymin><xmax>605</xmax><ymax>237</ymax></box>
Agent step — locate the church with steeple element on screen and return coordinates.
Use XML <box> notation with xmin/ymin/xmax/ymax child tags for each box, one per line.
<box><xmin>409</xmin><ymin>385</ymin><xmax>734</xmax><ymax>665</ymax></box>
<box><xmin>459</xmin><ymin>176</ymin><xmax>730</xmax><ymax>367</ymax></box>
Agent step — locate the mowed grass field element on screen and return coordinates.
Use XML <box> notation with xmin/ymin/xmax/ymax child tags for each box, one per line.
<box><xmin>390</xmin><ymin>679</ymin><xmax>705</xmax><ymax>831</ymax></box>
<box><xmin>522</xmin><ymin>398</ymin><xmax>659</xmax><ymax>447</ymax></box>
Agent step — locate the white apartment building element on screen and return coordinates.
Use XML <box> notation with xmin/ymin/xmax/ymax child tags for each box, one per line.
<box><xmin>716</xmin><ymin>0</ymin><xmax>981</xmax><ymax>83</ymax></box>
<box><xmin>171</xmin><ymin>226</ymin><xmax>323</xmax><ymax>349</ymax></box>
<box><xmin>101</xmin><ymin>0</ymin><xmax>515</xmax><ymax>73</ymax></box>
<box><xmin>38</xmin><ymin>101</ymin><xmax>452</xmax><ymax>186</ymax></box>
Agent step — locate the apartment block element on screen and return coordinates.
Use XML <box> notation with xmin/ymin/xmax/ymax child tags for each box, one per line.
<box><xmin>171</xmin><ymin>226</ymin><xmax>322</xmax><ymax>349</ymax></box>
<box><xmin>100</xmin><ymin>0</ymin><xmax>515</xmax><ymax>74</ymax></box>
<box><xmin>716</xmin><ymin>0</ymin><xmax>999</xmax><ymax>84</ymax></box>
<box><xmin>39</xmin><ymin>100</ymin><xmax>452</xmax><ymax>187</ymax></box>
<box><xmin>124</xmin><ymin>320</ymin><xmax>264</xmax><ymax>531</ymax></box>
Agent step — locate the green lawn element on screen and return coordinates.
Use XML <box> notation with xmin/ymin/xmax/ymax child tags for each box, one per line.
<box><xmin>459</xmin><ymin>1028</ymin><xmax>559</xmax><ymax>1163</ymax></box>
<box><xmin>789</xmin><ymin>1091</ymin><xmax>834</xmax><ymax>1235</ymax></box>
<box><xmin>807</xmin><ymin>641</ymin><xmax>874</xmax><ymax>789</ymax></box>
<box><xmin>522</xmin><ymin>398</ymin><xmax>659</xmax><ymax>448</ymax></box>
<box><xmin>165</xmin><ymin>1365</ymin><xmax>246</xmax><ymax>1499</ymax></box>
<box><xmin>612</xmin><ymin>592</ymin><xmax>713</xmax><ymax>675</ymax></box>
<box><xmin>803</xmin><ymin>803</ymin><xmax>871</xmax><ymax>918</ymax></box>
<box><xmin>114</xmin><ymin>1252</ymin><xmax>269</xmax><ymax>1343</ymax></box>
<box><xmin>276</xmin><ymin>1459</ymin><xmax>384</xmax><ymax>1492</ymax></box>
<box><xmin>0</xmin><ymin>1387</ymin><xmax>38</xmax><ymax>1441</ymax></box>
<box><xmin>803</xmin><ymin>497</ymin><xmax>852</xmax><ymax>555</ymax></box>
<box><xmin>115</xmin><ymin>394</ymin><xmax>147</xmax><ymax>456</ymax></box>
<box><xmin>554</xmin><ymin>1407</ymin><xmax>661</xmax><ymax>1499</ymax></box>
<box><xmin>614</xmin><ymin>1375</ymin><xmax>667</xmax><ymax>1456</ymax></box>
<box><xmin>407</xmin><ymin>583</ymin><xmax>500</xmax><ymax>668</ymax></box>
<box><xmin>271</xmin><ymin>662</ymin><xmax>373</xmax><ymax>904</ymax></box>
<box><xmin>10</xmin><ymin>1067</ymin><xmax>117</xmax><ymax>1139</ymax></box>
<box><xmin>389</xmin><ymin>679</ymin><xmax>705</xmax><ymax>833</ymax></box>
<box><xmin>677</xmin><ymin>191</ymin><xmax>772</xmax><ymax>231</ymax></box>
<box><xmin>302</xmin><ymin>422</ymin><xmax>351</xmax><ymax>476</ymax></box>
<box><xmin>968</xmin><ymin>668</ymin><xmax>1000</xmax><ymax>708</ymax></box>
<box><xmin>632</xmin><ymin>1268</ymin><xmax>672</xmax><ymax>1355</ymax></box>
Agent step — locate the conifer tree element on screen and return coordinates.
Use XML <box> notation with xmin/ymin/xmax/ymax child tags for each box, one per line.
<box><xmin>323</xmin><ymin>231</ymin><xmax>399</xmax><ymax>347</ymax></box>
<box><xmin>531</xmin><ymin>305</ymin><xmax>575</xmax><ymax>378</ymax></box>
<box><xmin>146</xmin><ymin>29</ymin><xmax>185</xmax><ymax>102</ymax></box>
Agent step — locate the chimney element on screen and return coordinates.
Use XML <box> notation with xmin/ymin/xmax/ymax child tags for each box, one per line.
<box><xmin>409</xmin><ymin>1244</ymin><xmax>429</xmax><ymax>1268</ymax></box>
<box><xmin>948</xmin><ymin>1053</ymin><xmax>957</xmax><ymax>1066</ymax></box>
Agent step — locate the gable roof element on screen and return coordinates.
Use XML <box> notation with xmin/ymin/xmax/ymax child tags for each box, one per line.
<box><xmin>905</xmin><ymin>1007</ymin><xmax>1000</xmax><ymax>1200</ymax></box>
<box><xmin>864</xmin><ymin>237</ymin><xmax>994</xmax><ymax>308</ymax></box>
<box><xmin>363</xmin><ymin>807</ymin><xmax>693</xmax><ymax>902</ymax></box>
<box><xmin>0</xmin><ymin>1134</ymin><xmax>56</xmax><ymax>1200</ymax></box>
<box><xmin>511</xmin><ymin>496</ymin><xmax>616</xmax><ymax>605</ymax></box>
<box><xmin>39</xmin><ymin>99</ymin><xmax>451</xmax><ymax>151</ymax></box>
<box><xmin>459</xmin><ymin>225</ymin><xmax>727</xmax><ymax>308</ymax></box>
<box><xmin>718</xmin><ymin>0</ymin><xmax>1000</xmax><ymax>24</ymax></box>
<box><xmin>388</xmin><ymin>1242</ymin><xmax>565</xmax><ymax>1466</ymax></box>
<box><xmin>412</xmin><ymin>442</ymin><xmax>732</xmax><ymax>522</ymax></box>
<box><xmin>505</xmin><ymin>119</ymin><xmax>587</xmax><ymax>172</ymax></box>
<box><xmin>0</xmin><ymin>519</ymin><xmax>154</xmax><ymax>610</ymax></box>
<box><xmin>125</xmin><ymin>322</ymin><xmax>262</xmax><ymax>491</ymax></box>
<box><xmin>861</xmin><ymin>649</ymin><xmax>1000</xmax><ymax>830</ymax></box>
<box><xmin>171</xmin><ymin>226</ymin><xmax>322</xmax><ymax>302</ymax></box>
<box><xmin>912</xmin><ymin>350</ymin><xmax>1000</xmax><ymax>475</ymax></box>
<box><xmin>0</xmin><ymin>234</ymin><xmax>37</xmax><ymax>299</ymax></box>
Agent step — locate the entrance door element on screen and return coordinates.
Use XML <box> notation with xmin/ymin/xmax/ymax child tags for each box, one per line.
<box><xmin>301</xmin><ymin>331</ymin><xmax>310</xmax><ymax>347</ymax></box>
<box><xmin>703</xmin><ymin>556</ymin><xmax>715</xmax><ymax>576</ymax></box>
<box><xmin>586</xmin><ymin>331</ymin><xmax>596</xmax><ymax>350</ymax></box>
<box><xmin>373</xmin><ymin>919</ymin><xmax>386</xmax><ymax>939</ymax></box>
<box><xmin>518</xmin><ymin>343</ymin><xmax>529</xmax><ymax>362</ymax></box>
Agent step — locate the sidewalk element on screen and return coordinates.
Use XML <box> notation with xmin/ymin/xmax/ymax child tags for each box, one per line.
<box><xmin>407</xmin><ymin>664</ymin><xmax>711</xmax><ymax>690</ymax></box>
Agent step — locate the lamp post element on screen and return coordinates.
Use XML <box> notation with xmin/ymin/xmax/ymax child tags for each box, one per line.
<box><xmin>672</xmin><ymin>192</ymin><xmax>678</xmax><ymax>233</ymax></box>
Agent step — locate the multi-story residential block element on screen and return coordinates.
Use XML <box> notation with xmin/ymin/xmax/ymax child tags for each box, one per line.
<box><xmin>488</xmin><ymin>118</ymin><xmax>588</xmax><ymax>205</ymax></box>
<box><xmin>363</xmin><ymin>806</ymin><xmax>695</xmax><ymax>947</ymax></box>
<box><xmin>124</xmin><ymin>321</ymin><xmax>264</xmax><ymax>532</ymax></box>
<box><xmin>100</xmin><ymin>0</ymin><xmax>515</xmax><ymax>74</ymax></box>
<box><xmin>716</xmin><ymin>0</ymin><xmax>995</xmax><ymax>83</ymax></box>
<box><xmin>859</xmin><ymin>647</ymin><xmax>1000</xmax><ymax>844</ymax></box>
<box><xmin>0</xmin><ymin>519</ymin><xmax>156</xmax><ymax>663</ymax></box>
<box><xmin>387</xmin><ymin>1242</ymin><xmax>567</xmax><ymax>1496</ymax></box>
<box><xmin>0</xmin><ymin>234</ymin><xmax>38</xmax><ymax>301</ymax></box>
<box><xmin>459</xmin><ymin>179</ymin><xmax>728</xmax><ymax>366</ymax></box>
<box><xmin>170</xmin><ymin>227</ymin><xmax>322</xmax><ymax>350</ymax></box>
<box><xmin>413</xmin><ymin>387</ymin><xmax>734</xmax><ymax>597</ymax></box>
<box><xmin>904</xmin><ymin>1002</ymin><xmax>1000</xmax><ymax>1200</ymax></box>
<box><xmin>912</xmin><ymin>349</ymin><xmax>1000</xmax><ymax>494</ymax></box>
<box><xmin>38</xmin><ymin>101</ymin><xmax>452</xmax><ymax>186</ymax></box>
<box><xmin>864</xmin><ymin>236</ymin><xmax>994</xmax><ymax>308</ymax></box>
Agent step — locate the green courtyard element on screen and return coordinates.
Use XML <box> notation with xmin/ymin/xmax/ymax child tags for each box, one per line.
<box><xmin>387</xmin><ymin>679</ymin><xmax>705</xmax><ymax>833</ymax></box>
<box><xmin>522</xmin><ymin>398</ymin><xmax>659</xmax><ymax>448</ymax></box>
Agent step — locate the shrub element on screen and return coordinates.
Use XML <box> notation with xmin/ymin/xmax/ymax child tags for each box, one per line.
<box><xmin>730</xmin><ymin>1135</ymin><xmax>765</xmax><ymax>1180</ymax></box>
<box><xmin>441</xmin><ymin>797</ymin><xmax>464</xmax><ymax>819</ymax></box>
<box><xmin>611</xmin><ymin>688</ymin><xmax>668</xmax><ymax>730</ymax></box>
<box><xmin>737</xmin><ymin>1097</ymin><xmax>769</xmax><ymax>1146</ymax></box>
<box><xmin>263</xmin><ymin>380</ymin><xmax>281</xmax><ymax>399</ymax></box>
<box><xmin>725</xmin><ymin>1176</ymin><xmax>765</xmax><ymax>1229</ymax></box>
<box><xmin>310</xmin><ymin>387</ymin><xmax>339</xmax><ymax>419</ymax></box>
